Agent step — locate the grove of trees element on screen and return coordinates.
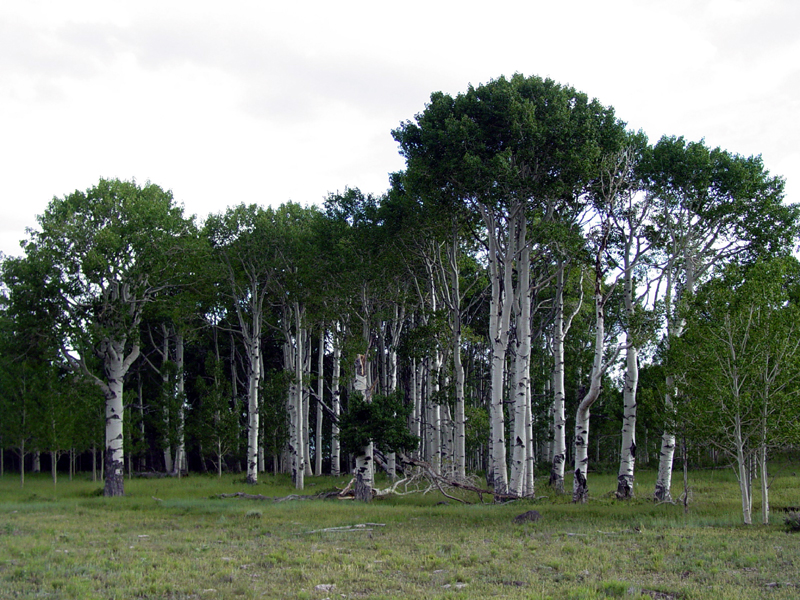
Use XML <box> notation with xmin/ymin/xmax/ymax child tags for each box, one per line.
<box><xmin>1</xmin><ymin>74</ymin><xmax>798</xmax><ymax>523</ymax></box>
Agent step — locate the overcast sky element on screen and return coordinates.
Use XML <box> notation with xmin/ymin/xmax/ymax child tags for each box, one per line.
<box><xmin>2</xmin><ymin>0</ymin><xmax>798</xmax><ymax>258</ymax></box>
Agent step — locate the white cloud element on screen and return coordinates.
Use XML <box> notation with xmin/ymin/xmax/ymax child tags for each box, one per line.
<box><xmin>1</xmin><ymin>0</ymin><xmax>798</xmax><ymax>257</ymax></box>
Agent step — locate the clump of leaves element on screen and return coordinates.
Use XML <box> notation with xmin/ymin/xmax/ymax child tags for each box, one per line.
<box><xmin>784</xmin><ymin>511</ymin><xmax>800</xmax><ymax>532</ymax></box>
<box><xmin>338</xmin><ymin>391</ymin><xmax>419</xmax><ymax>455</ymax></box>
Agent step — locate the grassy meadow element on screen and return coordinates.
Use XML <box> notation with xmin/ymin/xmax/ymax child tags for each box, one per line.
<box><xmin>1</xmin><ymin>465</ymin><xmax>800</xmax><ymax>599</ymax></box>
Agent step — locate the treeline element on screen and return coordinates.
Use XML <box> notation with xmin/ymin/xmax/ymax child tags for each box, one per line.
<box><xmin>1</xmin><ymin>75</ymin><xmax>798</xmax><ymax>522</ymax></box>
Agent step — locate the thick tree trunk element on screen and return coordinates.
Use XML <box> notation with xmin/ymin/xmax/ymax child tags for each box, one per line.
<box><xmin>354</xmin><ymin>450</ymin><xmax>373</xmax><ymax>502</ymax></box>
<box><xmin>483</xmin><ymin>205</ymin><xmax>515</xmax><ymax>496</ymax></box>
<box><xmin>353</xmin><ymin>354</ymin><xmax>373</xmax><ymax>501</ymax></box>
<box><xmin>616</xmin><ymin>339</ymin><xmax>638</xmax><ymax>499</ymax></box>
<box><xmin>655</xmin><ymin>251</ymin><xmax>692</xmax><ymax>502</ymax></box>
<box><xmin>654</xmin><ymin>382</ymin><xmax>676</xmax><ymax>503</ymax></box>
<box><xmin>103</xmin><ymin>338</ymin><xmax>136</xmax><ymax>497</ymax></box>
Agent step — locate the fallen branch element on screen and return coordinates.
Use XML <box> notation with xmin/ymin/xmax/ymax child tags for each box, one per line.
<box><xmin>301</xmin><ymin>523</ymin><xmax>386</xmax><ymax>535</ymax></box>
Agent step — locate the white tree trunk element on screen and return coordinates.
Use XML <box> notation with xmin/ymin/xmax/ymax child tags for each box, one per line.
<box><xmin>524</xmin><ymin>382</ymin><xmax>535</xmax><ymax>497</ymax></box>
<box><xmin>172</xmin><ymin>331</ymin><xmax>186</xmax><ymax>477</ymax></box>
<box><xmin>331</xmin><ymin>330</ymin><xmax>342</xmax><ymax>476</ymax></box>
<box><xmin>550</xmin><ymin>260</ymin><xmax>581</xmax><ymax>492</ymax></box>
<box><xmin>655</xmin><ymin>249</ymin><xmax>693</xmax><ymax>502</ymax></box>
<box><xmin>550</xmin><ymin>289</ymin><xmax>567</xmax><ymax>492</ymax></box>
<box><xmin>735</xmin><ymin>415</ymin><xmax>752</xmax><ymax>525</ymax></box>
<box><xmin>245</xmin><ymin>334</ymin><xmax>261</xmax><ymax>484</ymax></box>
<box><xmin>315</xmin><ymin>327</ymin><xmax>324</xmax><ymax>477</ymax></box>
<box><xmin>412</xmin><ymin>357</ymin><xmax>423</xmax><ymax>459</ymax></box>
<box><xmin>103</xmin><ymin>338</ymin><xmax>137</xmax><ymax>497</ymax></box>
<box><xmin>510</xmin><ymin>235</ymin><xmax>532</xmax><ymax>497</ymax></box>
<box><xmin>161</xmin><ymin>324</ymin><xmax>173</xmax><ymax>474</ymax></box>
<box><xmin>573</xmin><ymin>289</ymin><xmax>606</xmax><ymax>503</ymax></box>
<box><xmin>760</xmin><ymin>443</ymin><xmax>769</xmax><ymax>525</ymax></box>
<box><xmin>617</xmin><ymin>338</ymin><xmax>638</xmax><ymax>499</ymax></box>
<box><xmin>616</xmin><ymin>242</ymin><xmax>639</xmax><ymax>499</ymax></box>
<box><xmin>353</xmin><ymin>354</ymin><xmax>373</xmax><ymax>501</ymax></box>
<box><xmin>483</xmin><ymin>205</ymin><xmax>515</xmax><ymax>495</ymax></box>
<box><xmin>294</xmin><ymin>305</ymin><xmax>306</xmax><ymax>489</ymax></box>
<box><xmin>654</xmin><ymin>382</ymin><xmax>677</xmax><ymax>502</ymax></box>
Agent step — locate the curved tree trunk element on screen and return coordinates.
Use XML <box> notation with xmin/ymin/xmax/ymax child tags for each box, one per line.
<box><xmin>573</xmin><ymin>286</ymin><xmax>608</xmax><ymax>504</ymax></box>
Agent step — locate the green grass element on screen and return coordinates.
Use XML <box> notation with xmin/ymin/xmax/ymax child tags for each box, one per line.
<box><xmin>1</xmin><ymin>467</ymin><xmax>800</xmax><ymax>598</ymax></box>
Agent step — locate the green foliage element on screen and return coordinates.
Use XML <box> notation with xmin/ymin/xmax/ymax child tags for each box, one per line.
<box><xmin>673</xmin><ymin>257</ymin><xmax>800</xmax><ymax>460</ymax></box>
<box><xmin>338</xmin><ymin>391</ymin><xmax>419</xmax><ymax>456</ymax></box>
<box><xmin>464</xmin><ymin>404</ymin><xmax>489</xmax><ymax>457</ymax></box>
<box><xmin>189</xmin><ymin>351</ymin><xmax>242</xmax><ymax>474</ymax></box>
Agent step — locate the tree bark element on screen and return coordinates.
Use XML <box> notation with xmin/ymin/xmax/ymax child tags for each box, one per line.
<box><xmin>315</xmin><ymin>326</ymin><xmax>325</xmax><ymax>477</ymax></box>
<box><xmin>616</xmin><ymin>338</ymin><xmax>638</xmax><ymax>499</ymax></box>
<box><xmin>510</xmin><ymin>233</ymin><xmax>532</xmax><ymax>497</ymax></box>
<box><xmin>353</xmin><ymin>354</ymin><xmax>373</xmax><ymax>501</ymax></box>
<box><xmin>330</xmin><ymin>328</ymin><xmax>342</xmax><ymax>476</ymax></box>
<box><xmin>573</xmin><ymin>282</ymin><xmax>610</xmax><ymax>504</ymax></box>
<box><xmin>483</xmin><ymin>204</ymin><xmax>515</xmax><ymax>496</ymax></box>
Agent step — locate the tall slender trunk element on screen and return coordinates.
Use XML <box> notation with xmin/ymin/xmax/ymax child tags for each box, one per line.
<box><xmin>550</xmin><ymin>260</ymin><xmax>582</xmax><ymax>492</ymax></box>
<box><xmin>523</xmin><ymin>381</ymin><xmax>535</xmax><ymax>497</ymax></box>
<box><xmin>386</xmin><ymin>304</ymin><xmax>403</xmax><ymax>479</ymax></box>
<box><xmin>510</xmin><ymin>234</ymin><xmax>532</xmax><ymax>497</ymax></box>
<box><xmin>735</xmin><ymin>415</ymin><xmax>752</xmax><ymax>524</ymax></box>
<box><xmin>19</xmin><ymin>436</ymin><xmax>26</xmax><ymax>488</ymax></box>
<box><xmin>412</xmin><ymin>357</ymin><xmax>423</xmax><ymax>459</ymax></box>
<box><xmin>315</xmin><ymin>326</ymin><xmax>324</xmax><ymax>476</ymax></box>
<box><xmin>245</xmin><ymin>332</ymin><xmax>261</xmax><ymax>484</ymax></box>
<box><xmin>331</xmin><ymin>328</ymin><xmax>342</xmax><ymax>476</ymax></box>
<box><xmin>172</xmin><ymin>331</ymin><xmax>186</xmax><ymax>477</ymax></box>
<box><xmin>161</xmin><ymin>324</ymin><xmax>174</xmax><ymax>473</ymax></box>
<box><xmin>550</xmin><ymin>271</ymin><xmax>567</xmax><ymax>491</ymax></box>
<box><xmin>616</xmin><ymin>337</ymin><xmax>638</xmax><ymax>499</ymax></box>
<box><xmin>294</xmin><ymin>303</ymin><xmax>306</xmax><ymax>490</ymax></box>
<box><xmin>760</xmin><ymin>401</ymin><xmax>769</xmax><ymax>524</ymax></box>
<box><xmin>483</xmin><ymin>205</ymin><xmax>516</xmax><ymax>495</ymax></box>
